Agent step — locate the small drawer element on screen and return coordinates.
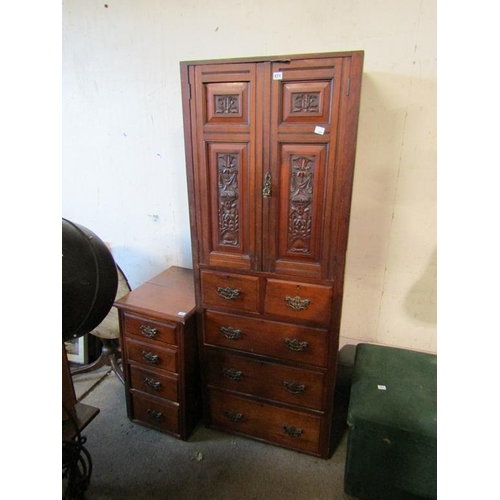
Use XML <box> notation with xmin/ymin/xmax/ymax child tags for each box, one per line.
<box><xmin>205</xmin><ymin>348</ymin><xmax>326</xmax><ymax>410</ymax></box>
<box><xmin>130</xmin><ymin>390</ymin><xmax>180</xmax><ymax>435</ymax></box>
<box><xmin>208</xmin><ymin>388</ymin><xmax>322</xmax><ymax>456</ymax></box>
<box><xmin>126</xmin><ymin>338</ymin><xmax>177</xmax><ymax>373</ymax></box>
<box><xmin>129</xmin><ymin>365</ymin><xmax>179</xmax><ymax>402</ymax></box>
<box><xmin>204</xmin><ymin>311</ymin><xmax>329</xmax><ymax>368</ymax></box>
<box><xmin>264</xmin><ymin>279</ymin><xmax>332</xmax><ymax>326</ymax></box>
<box><xmin>123</xmin><ymin>313</ymin><xmax>177</xmax><ymax>346</ymax></box>
<box><xmin>201</xmin><ymin>270</ymin><xmax>259</xmax><ymax>313</ymax></box>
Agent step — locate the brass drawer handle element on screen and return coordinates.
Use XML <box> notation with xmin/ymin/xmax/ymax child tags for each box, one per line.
<box><xmin>282</xmin><ymin>381</ymin><xmax>306</xmax><ymax>394</ymax></box>
<box><xmin>282</xmin><ymin>425</ymin><xmax>303</xmax><ymax>438</ymax></box>
<box><xmin>144</xmin><ymin>377</ymin><xmax>162</xmax><ymax>391</ymax></box>
<box><xmin>220</xmin><ymin>326</ymin><xmax>242</xmax><ymax>340</ymax></box>
<box><xmin>147</xmin><ymin>409</ymin><xmax>164</xmax><ymax>422</ymax></box>
<box><xmin>262</xmin><ymin>172</ymin><xmax>272</xmax><ymax>197</ymax></box>
<box><xmin>224</xmin><ymin>409</ymin><xmax>243</xmax><ymax>422</ymax></box>
<box><xmin>222</xmin><ymin>368</ymin><xmax>243</xmax><ymax>381</ymax></box>
<box><xmin>284</xmin><ymin>338</ymin><xmax>309</xmax><ymax>352</ymax></box>
<box><xmin>217</xmin><ymin>286</ymin><xmax>241</xmax><ymax>300</ymax></box>
<box><xmin>141</xmin><ymin>351</ymin><xmax>159</xmax><ymax>364</ymax></box>
<box><xmin>285</xmin><ymin>296</ymin><xmax>310</xmax><ymax>311</ymax></box>
<box><xmin>140</xmin><ymin>325</ymin><xmax>159</xmax><ymax>338</ymax></box>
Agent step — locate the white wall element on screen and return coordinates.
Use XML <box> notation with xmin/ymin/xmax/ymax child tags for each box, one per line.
<box><xmin>62</xmin><ymin>0</ymin><xmax>436</xmax><ymax>353</ymax></box>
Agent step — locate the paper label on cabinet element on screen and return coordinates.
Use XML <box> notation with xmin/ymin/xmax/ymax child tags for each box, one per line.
<box><xmin>273</xmin><ymin>71</ymin><xmax>283</xmax><ymax>80</ymax></box>
<box><xmin>314</xmin><ymin>126</ymin><xmax>325</xmax><ymax>135</ymax></box>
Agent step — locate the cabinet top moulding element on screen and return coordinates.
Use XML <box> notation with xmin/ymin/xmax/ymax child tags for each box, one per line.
<box><xmin>179</xmin><ymin>50</ymin><xmax>364</xmax><ymax>67</ymax></box>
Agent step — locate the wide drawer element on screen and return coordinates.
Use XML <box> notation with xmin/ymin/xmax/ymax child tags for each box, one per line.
<box><xmin>123</xmin><ymin>312</ymin><xmax>177</xmax><ymax>346</ymax></box>
<box><xmin>264</xmin><ymin>279</ymin><xmax>333</xmax><ymax>326</ymax></box>
<box><xmin>205</xmin><ymin>348</ymin><xmax>326</xmax><ymax>410</ymax></box>
<box><xmin>130</xmin><ymin>390</ymin><xmax>180</xmax><ymax>435</ymax></box>
<box><xmin>201</xmin><ymin>270</ymin><xmax>260</xmax><ymax>313</ymax></box>
<box><xmin>129</xmin><ymin>364</ymin><xmax>179</xmax><ymax>402</ymax></box>
<box><xmin>204</xmin><ymin>310</ymin><xmax>329</xmax><ymax>368</ymax></box>
<box><xmin>126</xmin><ymin>337</ymin><xmax>178</xmax><ymax>373</ymax></box>
<box><xmin>208</xmin><ymin>388</ymin><xmax>322</xmax><ymax>455</ymax></box>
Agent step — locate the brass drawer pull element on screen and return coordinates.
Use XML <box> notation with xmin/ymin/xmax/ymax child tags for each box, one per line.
<box><xmin>284</xmin><ymin>338</ymin><xmax>309</xmax><ymax>352</ymax></box>
<box><xmin>144</xmin><ymin>377</ymin><xmax>162</xmax><ymax>391</ymax></box>
<box><xmin>282</xmin><ymin>425</ymin><xmax>303</xmax><ymax>438</ymax></box>
<box><xmin>220</xmin><ymin>326</ymin><xmax>242</xmax><ymax>340</ymax></box>
<box><xmin>222</xmin><ymin>368</ymin><xmax>243</xmax><ymax>381</ymax></box>
<box><xmin>141</xmin><ymin>351</ymin><xmax>159</xmax><ymax>364</ymax></box>
<box><xmin>147</xmin><ymin>409</ymin><xmax>164</xmax><ymax>422</ymax></box>
<box><xmin>224</xmin><ymin>409</ymin><xmax>243</xmax><ymax>422</ymax></box>
<box><xmin>282</xmin><ymin>381</ymin><xmax>306</xmax><ymax>394</ymax></box>
<box><xmin>217</xmin><ymin>286</ymin><xmax>241</xmax><ymax>300</ymax></box>
<box><xmin>285</xmin><ymin>295</ymin><xmax>310</xmax><ymax>311</ymax></box>
<box><xmin>140</xmin><ymin>325</ymin><xmax>159</xmax><ymax>338</ymax></box>
<box><xmin>262</xmin><ymin>172</ymin><xmax>272</xmax><ymax>197</ymax></box>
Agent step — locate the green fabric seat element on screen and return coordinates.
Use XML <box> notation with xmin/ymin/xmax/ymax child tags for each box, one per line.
<box><xmin>344</xmin><ymin>343</ymin><xmax>437</xmax><ymax>499</ymax></box>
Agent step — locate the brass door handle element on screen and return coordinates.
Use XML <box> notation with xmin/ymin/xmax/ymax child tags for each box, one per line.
<box><xmin>220</xmin><ymin>326</ymin><xmax>242</xmax><ymax>340</ymax></box>
<box><xmin>140</xmin><ymin>325</ymin><xmax>158</xmax><ymax>338</ymax></box>
<box><xmin>217</xmin><ymin>286</ymin><xmax>240</xmax><ymax>300</ymax></box>
<box><xmin>262</xmin><ymin>172</ymin><xmax>272</xmax><ymax>197</ymax></box>
<box><xmin>282</xmin><ymin>425</ymin><xmax>303</xmax><ymax>437</ymax></box>
<box><xmin>222</xmin><ymin>368</ymin><xmax>243</xmax><ymax>381</ymax></box>
<box><xmin>284</xmin><ymin>338</ymin><xmax>309</xmax><ymax>352</ymax></box>
<box><xmin>285</xmin><ymin>295</ymin><xmax>310</xmax><ymax>311</ymax></box>
<box><xmin>142</xmin><ymin>351</ymin><xmax>159</xmax><ymax>364</ymax></box>
<box><xmin>283</xmin><ymin>381</ymin><xmax>306</xmax><ymax>394</ymax></box>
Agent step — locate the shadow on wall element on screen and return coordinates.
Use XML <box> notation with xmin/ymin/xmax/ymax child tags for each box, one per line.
<box><xmin>404</xmin><ymin>247</ymin><xmax>437</xmax><ymax>324</ymax></box>
<box><xmin>343</xmin><ymin>71</ymin><xmax>436</xmax><ymax>339</ymax></box>
<box><xmin>343</xmin><ymin>73</ymin><xmax>406</xmax><ymax>337</ymax></box>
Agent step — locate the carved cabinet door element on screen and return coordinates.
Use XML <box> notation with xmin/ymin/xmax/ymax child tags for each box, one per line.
<box><xmin>264</xmin><ymin>57</ymin><xmax>348</xmax><ymax>280</ymax></box>
<box><xmin>189</xmin><ymin>62</ymin><xmax>262</xmax><ymax>271</ymax></box>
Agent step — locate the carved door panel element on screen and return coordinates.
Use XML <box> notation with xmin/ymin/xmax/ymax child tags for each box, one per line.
<box><xmin>190</xmin><ymin>63</ymin><xmax>261</xmax><ymax>271</ymax></box>
<box><xmin>265</xmin><ymin>58</ymin><xmax>345</xmax><ymax>279</ymax></box>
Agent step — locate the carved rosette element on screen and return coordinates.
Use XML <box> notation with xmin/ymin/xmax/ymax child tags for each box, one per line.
<box><xmin>215</xmin><ymin>95</ymin><xmax>239</xmax><ymax>114</ymax></box>
<box><xmin>218</xmin><ymin>154</ymin><xmax>240</xmax><ymax>246</ymax></box>
<box><xmin>292</xmin><ymin>93</ymin><xmax>320</xmax><ymax>113</ymax></box>
<box><xmin>288</xmin><ymin>155</ymin><xmax>314</xmax><ymax>253</ymax></box>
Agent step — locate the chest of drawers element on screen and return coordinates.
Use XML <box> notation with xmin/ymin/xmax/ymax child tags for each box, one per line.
<box><xmin>181</xmin><ymin>51</ymin><xmax>363</xmax><ymax>457</ymax></box>
<box><xmin>114</xmin><ymin>266</ymin><xmax>201</xmax><ymax>440</ymax></box>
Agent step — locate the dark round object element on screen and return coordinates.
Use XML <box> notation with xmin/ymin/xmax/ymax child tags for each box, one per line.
<box><xmin>62</xmin><ymin>218</ymin><xmax>118</xmax><ymax>342</ymax></box>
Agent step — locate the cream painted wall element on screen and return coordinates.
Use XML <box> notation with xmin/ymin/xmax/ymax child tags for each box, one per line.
<box><xmin>62</xmin><ymin>0</ymin><xmax>436</xmax><ymax>353</ymax></box>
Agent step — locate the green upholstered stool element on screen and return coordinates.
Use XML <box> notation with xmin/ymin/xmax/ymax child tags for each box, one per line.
<box><xmin>344</xmin><ymin>343</ymin><xmax>437</xmax><ymax>499</ymax></box>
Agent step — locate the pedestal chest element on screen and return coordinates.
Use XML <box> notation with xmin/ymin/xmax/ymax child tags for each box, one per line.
<box><xmin>115</xmin><ymin>266</ymin><xmax>201</xmax><ymax>440</ymax></box>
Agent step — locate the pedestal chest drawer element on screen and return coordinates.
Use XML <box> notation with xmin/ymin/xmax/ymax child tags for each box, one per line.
<box><xmin>130</xmin><ymin>390</ymin><xmax>180</xmax><ymax>435</ymax></box>
<box><xmin>205</xmin><ymin>348</ymin><xmax>326</xmax><ymax>410</ymax></box>
<box><xmin>201</xmin><ymin>270</ymin><xmax>260</xmax><ymax>313</ymax></box>
<box><xmin>204</xmin><ymin>311</ymin><xmax>329</xmax><ymax>368</ymax></box>
<box><xmin>264</xmin><ymin>279</ymin><xmax>333</xmax><ymax>326</ymax></box>
<box><xmin>208</xmin><ymin>388</ymin><xmax>322</xmax><ymax>456</ymax></box>
<box><xmin>126</xmin><ymin>337</ymin><xmax>177</xmax><ymax>373</ymax></box>
<box><xmin>129</xmin><ymin>364</ymin><xmax>179</xmax><ymax>402</ymax></box>
<box><xmin>123</xmin><ymin>312</ymin><xmax>177</xmax><ymax>346</ymax></box>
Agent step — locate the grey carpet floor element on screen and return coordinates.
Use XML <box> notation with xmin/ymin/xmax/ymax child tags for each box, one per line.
<box><xmin>72</xmin><ymin>368</ymin><xmax>353</xmax><ymax>500</ymax></box>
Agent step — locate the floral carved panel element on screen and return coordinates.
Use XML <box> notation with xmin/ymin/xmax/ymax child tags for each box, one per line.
<box><xmin>287</xmin><ymin>155</ymin><xmax>315</xmax><ymax>254</ymax></box>
<box><xmin>217</xmin><ymin>153</ymin><xmax>240</xmax><ymax>246</ymax></box>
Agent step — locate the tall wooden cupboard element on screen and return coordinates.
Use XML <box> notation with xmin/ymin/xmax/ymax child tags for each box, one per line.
<box><xmin>180</xmin><ymin>51</ymin><xmax>363</xmax><ymax>458</ymax></box>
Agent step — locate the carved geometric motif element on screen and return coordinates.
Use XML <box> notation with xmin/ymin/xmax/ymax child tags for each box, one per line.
<box><xmin>217</xmin><ymin>153</ymin><xmax>240</xmax><ymax>246</ymax></box>
<box><xmin>215</xmin><ymin>95</ymin><xmax>240</xmax><ymax>114</ymax></box>
<box><xmin>292</xmin><ymin>93</ymin><xmax>320</xmax><ymax>113</ymax></box>
<box><xmin>288</xmin><ymin>155</ymin><xmax>315</xmax><ymax>253</ymax></box>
